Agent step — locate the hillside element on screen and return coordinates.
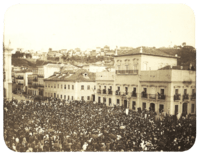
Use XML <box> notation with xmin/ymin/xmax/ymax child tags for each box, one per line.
<box><xmin>12</xmin><ymin>58</ymin><xmax>37</xmax><ymax>67</ymax></box>
<box><xmin>158</xmin><ymin>47</ymin><xmax>196</xmax><ymax>67</ymax></box>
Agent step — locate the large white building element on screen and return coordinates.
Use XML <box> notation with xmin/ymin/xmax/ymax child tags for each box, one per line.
<box><xmin>95</xmin><ymin>47</ymin><xmax>196</xmax><ymax>115</ymax></box>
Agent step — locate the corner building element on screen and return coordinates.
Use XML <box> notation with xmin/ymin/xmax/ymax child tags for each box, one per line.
<box><xmin>95</xmin><ymin>47</ymin><xmax>196</xmax><ymax>115</ymax></box>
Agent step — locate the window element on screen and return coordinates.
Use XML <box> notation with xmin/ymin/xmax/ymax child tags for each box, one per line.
<box><xmin>81</xmin><ymin>96</ymin><xmax>84</xmax><ymax>100</ymax></box>
<box><xmin>192</xmin><ymin>89</ymin><xmax>195</xmax><ymax>95</ymax></box>
<box><xmin>109</xmin><ymin>98</ymin><xmax>112</xmax><ymax>105</ymax></box>
<box><xmin>71</xmin><ymin>96</ymin><xmax>73</xmax><ymax>100</ymax></box>
<box><xmin>51</xmin><ymin>85</ymin><xmax>53</xmax><ymax>88</ymax></box>
<box><xmin>72</xmin><ymin>85</ymin><xmax>74</xmax><ymax>90</ymax></box>
<box><xmin>191</xmin><ymin>104</ymin><xmax>195</xmax><ymax>113</ymax></box>
<box><xmin>132</xmin><ymin>101</ymin><xmax>136</xmax><ymax>110</ymax></box>
<box><xmin>175</xmin><ymin>89</ymin><xmax>178</xmax><ymax>95</ymax></box>
<box><xmin>133</xmin><ymin>87</ymin><xmax>136</xmax><ymax>93</ymax></box>
<box><xmin>64</xmin><ymin>95</ymin><xmax>66</xmax><ymax>99</ymax></box>
<box><xmin>94</xmin><ymin>86</ymin><xmax>96</xmax><ymax>90</ymax></box>
<box><xmin>117</xmin><ymin>99</ymin><xmax>120</xmax><ymax>105</ymax></box>
<box><xmin>64</xmin><ymin>85</ymin><xmax>66</xmax><ymax>89</ymax></box>
<box><xmin>142</xmin><ymin>102</ymin><xmax>146</xmax><ymax>110</ymax></box>
<box><xmin>143</xmin><ymin>88</ymin><xmax>147</xmax><ymax>93</ymax></box>
<box><xmin>48</xmin><ymin>84</ymin><xmax>50</xmax><ymax>88</ymax></box>
<box><xmin>81</xmin><ymin>85</ymin><xmax>84</xmax><ymax>90</ymax></box>
<box><xmin>57</xmin><ymin>94</ymin><xmax>59</xmax><ymax>98</ymax></box>
<box><xmin>61</xmin><ymin>85</ymin><xmax>63</xmax><ymax>89</ymax></box>
<box><xmin>159</xmin><ymin>104</ymin><xmax>164</xmax><ymax>113</ymax></box>
<box><xmin>68</xmin><ymin>96</ymin><xmax>70</xmax><ymax>100</ymax></box>
<box><xmin>54</xmin><ymin>84</ymin><xmax>56</xmax><ymax>88</ymax></box>
<box><xmin>87</xmin><ymin>85</ymin><xmax>90</xmax><ymax>90</ymax></box>
<box><xmin>51</xmin><ymin>93</ymin><xmax>53</xmax><ymax>97</ymax></box>
<box><xmin>87</xmin><ymin>96</ymin><xmax>90</xmax><ymax>100</ymax></box>
<box><xmin>57</xmin><ymin>84</ymin><xmax>59</xmax><ymax>88</ymax></box>
<box><xmin>184</xmin><ymin>89</ymin><xmax>187</xmax><ymax>94</ymax></box>
<box><xmin>117</xmin><ymin>87</ymin><xmax>120</xmax><ymax>91</ymax></box>
<box><xmin>68</xmin><ymin>85</ymin><xmax>70</xmax><ymax>89</ymax></box>
<box><xmin>161</xmin><ymin>89</ymin><xmax>164</xmax><ymax>95</ymax></box>
<box><xmin>175</xmin><ymin>105</ymin><xmax>178</xmax><ymax>115</ymax></box>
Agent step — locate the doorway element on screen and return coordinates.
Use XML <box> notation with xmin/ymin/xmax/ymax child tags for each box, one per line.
<box><xmin>124</xmin><ymin>100</ymin><xmax>127</xmax><ymax>108</ymax></box>
<box><xmin>175</xmin><ymin>105</ymin><xmax>178</xmax><ymax>115</ymax></box>
<box><xmin>150</xmin><ymin>103</ymin><xmax>155</xmax><ymax>112</ymax></box>
<box><xmin>182</xmin><ymin>103</ymin><xmax>188</xmax><ymax>114</ymax></box>
<box><xmin>92</xmin><ymin>95</ymin><xmax>95</xmax><ymax>101</ymax></box>
<box><xmin>98</xmin><ymin>97</ymin><xmax>101</xmax><ymax>103</ymax></box>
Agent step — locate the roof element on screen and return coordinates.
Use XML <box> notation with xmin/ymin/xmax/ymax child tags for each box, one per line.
<box><xmin>44</xmin><ymin>63</ymin><xmax>63</xmax><ymax>68</ymax></box>
<box><xmin>116</xmin><ymin>47</ymin><xmax>178</xmax><ymax>58</ymax></box>
<box><xmin>159</xmin><ymin>65</ymin><xmax>195</xmax><ymax>70</ymax></box>
<box><xmin>44</xmin><ymin>69</ymin><xmax>96</xmax><ymax>82</ymax></box>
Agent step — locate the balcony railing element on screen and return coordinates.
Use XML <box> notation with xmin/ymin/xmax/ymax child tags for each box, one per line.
<box><xmin>141</xmin><ymin>93</ymin><xmax>148</xmax><ymax>98</ymax></box>
<box><xmin>191</xmin><ymin>94</ymin><xmax>196</xmax><ymax>100</ymax></box>
<box><xmin>174</xmin><ymin>94</ymin><xmax>181</xmax><ymax>101</ymax></box>
<box><xmin>103</xmin><ymin>89</ymin><xmax>106</xmax><ymax>94</ymax></box>
<box><xmin>38</xmin><ymin>75</ymin><xmax>44</xmax><ymax>78</ymax></box>
<box><xmin>116</xmin><ymin>70</ymin><xmax>138</xmax><ymax>75</ymax></box>
<box><xmin>131</xmin><ymin>92</ymin><xmax>137</xmax><ymax>97</ymax></box>
<box><xmin>183</xmin><ymin>94</ymin><xmax>189</xmax><ymax>101</ymax></box>
<box><xmin>149</xmin><ymin>94</ymin><xmax>156</xmax><ymax>99</ymax></box>
<box><xmin>18</xmin><ymin>82</ymin><xmax>24</xmax><ymax>85</ymax></box>
<box><xmin>108</xmin><ymin>90</ymin><xmax>113</xmax><ymax>95</ymax></box>
<box><xmin>97</xmin><ymin>89</ymin><xmax>101</xmax><ymax>94</ymax></box>
<box><xmin>38</xmin><ymin>84</ymin><xmax>44</xmax><ymax>88</ymax></box>
<box><xmin>116</xmin><ymin>91</ymin><xmax>121</xmax><ymax>95</ymax></box>
<box><xmin>33</xmin><ymin>78</ymin><xmax>38</xmax><ymax>82</ymax></box>
<box><xmin>158</xmin><ymin>94</ymin><xmax>165</xmax><ymax>100</ymax></box>
<box><xmin>16</xmin><ymin>77</ymin><xmax>24</xmax><ymax>80</ymax></box>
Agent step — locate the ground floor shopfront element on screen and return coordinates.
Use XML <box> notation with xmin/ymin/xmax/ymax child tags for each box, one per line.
<box><xmin>95</xmin><ymin>94</ymin><xmax>196</xmax><ymax>115</ymax></box>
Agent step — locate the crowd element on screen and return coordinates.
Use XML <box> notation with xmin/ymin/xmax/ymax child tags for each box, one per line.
<box><xmin>4</xmin><ymin>98</ymin><xmax>196</xmax><ymax>152</ymax></box>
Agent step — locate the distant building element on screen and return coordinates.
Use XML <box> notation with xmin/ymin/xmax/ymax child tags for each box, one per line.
<box><xmin>105</xmin><ymin>50</ymin><xmax>115</xmax><ymax>56</ymax></box>
<box><xmin>104</xmin><ymin>45</ymin><xmax>110</xmax><ymax>52</ymax></box>
<box><xmin>96</xmin><ymin>47</ymin><xmax>101</xmax><ymax>53</ymax></box>
<box><xmin>47</xmin><ymin>48</ymin><xmax>62</xmax><ymax>57</ymax></box>
<box><xmin>43</xmin><ymin>64</ymin><xmax>63</xmax><ymax>79</ymax></box>
<box><xmin>90</xmin><ymin>50</ymin><xmax>96</xmax><ymax>57</ymax></box>
<box><xmin>44</xmin><ymin>69</ymin><xmax>96</xmax><ymax>101</ymax></box>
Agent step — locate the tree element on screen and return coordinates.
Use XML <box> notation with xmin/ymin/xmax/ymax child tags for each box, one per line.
<box><xmin>182</xmin><ymin>42</ymin><xmax>186</xmax><ymax>47</ymax></box>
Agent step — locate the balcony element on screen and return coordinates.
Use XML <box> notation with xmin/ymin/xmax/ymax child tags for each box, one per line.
<box><xmin>116</xmin><ymin>90</ymin><xmax>121</xmax><ymax>95</ymax></box>
<box><xmin>18</xmin><ymin>82</ymin><xmax>24</xmax><ymax>85</ymax></box>
<box><xmin>131</xmin><ymin>92</ymin><xmax>137</xmax><ymax>97</ymax></box>
<box><xmin>38</xmin><ymin>75</ymin><xmax>44</xmax><ymax>78</ymax></box>
<box><xmin>16</xmin><ymin>77</ymin><xmax>24</xmax><ymax>80</ymax></box>
<box><xmin>108</xmin><ymin>90</ymin><xmax>113</xmax><ymax>95</ymax></box>
<box><xmin>33</xmin><ymin>78</ymin><xmax>38</xmax><ymax>82</ymax></box>
<box><xmin>38</xmin><ymin>84</ymin><xmax>44</xmax><ymax>88</ymax></box>
<box><xmin>141</xmin><ymin>93</ymin><xmax>148</xmax><ymax>98</ymax></box>
<box><xmin>103</xmin><ymin>89</ymin><xmax>107</xmax><ymax>94</ymax></box>
<box><xmin>191</xmin><ymin>94</ymin><xmax>196</xmax><ymax>100</ymax></box>
<box><xmin>183</xmin><ymin>94</ymin><xmax>189</xmax><ymax>101</ymax></box>
<box><xmin>174</xmin><ymin>94</ymin><xmax>181</xmax><ymax>101</ymax></box>
<box><xmin>97</xmin><ymin>89</ymin><xmax>101</xmax><ymax>94</ymax></box>
<box><xmin>158</xmin><ymin>94</ymin><xmax>165</xmax><ymax>100</ymax></box>
<box><xmin>116</xmin><ymin>70</ymin><xmax>138</xmax><ymax>75</ymax></box>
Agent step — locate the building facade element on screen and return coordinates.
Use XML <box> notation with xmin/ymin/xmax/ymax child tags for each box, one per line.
<box><xmin>95</xmin><ymin>47</ymin><xmax>196</xmax><ymax>115</ymax></box>
<box><xmin>44</xmin><ymin>70</ymin><xmax>96</xmax><ymax>101</ymax></box>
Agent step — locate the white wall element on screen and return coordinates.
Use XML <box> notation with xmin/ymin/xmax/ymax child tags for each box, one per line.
<box><xmin>141</xmin><ymin>55</ymin><xmax>177</xmax><ymax>71</ymax></box>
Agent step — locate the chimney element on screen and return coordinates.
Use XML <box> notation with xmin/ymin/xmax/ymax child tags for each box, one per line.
<box><xmin>115</xmin><ymin>46</ymin><xmax>118</xmax><ymax>55</ymax></box>
<box><xmin>140</xmin><ymin>47</ymin><xmax>143</xmax><ymax>53</ymax></box>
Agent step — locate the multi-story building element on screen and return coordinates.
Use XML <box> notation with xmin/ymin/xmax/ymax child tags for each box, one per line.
<box><xmin>96</xmin><ymin>72</ymin><xmax>115</xmax><ymax>106</ymax></box>
<box><xmin>44</xmin><ymin>69</ymin><xmax>96</xmax><ymax>101</ymax></box>
<box><xmin>3</xmin><ymin>43</ymin><xmax>13</xmax><ymax>100</ymax></box>
<box><xmin>27</xmin><ymin>67</ymin><xmax>44</xmax><ymax>96</ymax></box>
<box><xmin>95</xmin><ymin>47</ymin><xmax>196</xmax><ymax>115</ymax></box>
<box><xmin>13</xmin><ymin>70</ymin><xmax>33</xmax><ymax>93</ymax></box>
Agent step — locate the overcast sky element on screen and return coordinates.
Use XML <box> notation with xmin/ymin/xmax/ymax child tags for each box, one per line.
<box><xmin>4</xmin><ymin>4</ymin><xmax>195</xmax><ymax>52</ymax></box>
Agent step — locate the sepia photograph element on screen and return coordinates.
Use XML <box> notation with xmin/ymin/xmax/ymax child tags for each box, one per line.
<box><xmin>2</xmin><ymin>3</ymin><xmax>197</xmax><ymax>153</ymax></box>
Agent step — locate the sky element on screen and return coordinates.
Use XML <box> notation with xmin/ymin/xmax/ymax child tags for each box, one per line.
<box><xmin>3</xmin><ymin>4</ymin><xmax>195</xmax><ymax>52</ymax></box>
